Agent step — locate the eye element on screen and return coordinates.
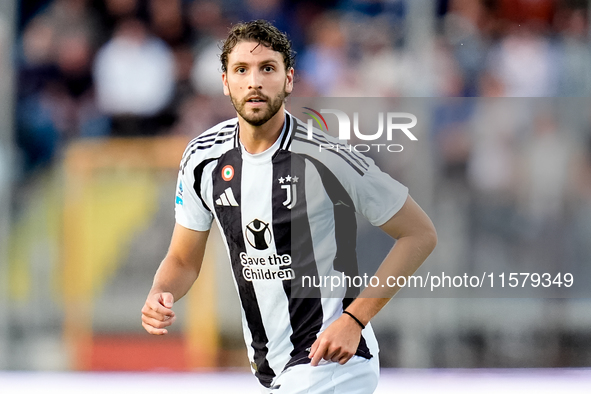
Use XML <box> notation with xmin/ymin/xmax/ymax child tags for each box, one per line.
<box><xmin>263</xmin><ymin>65</ymin><xmax>274</xmax><ymax>72</ymax></box>
<box><xmin>236</xmin><ymin>67</ymin><xmax>246</xmax><ymax>74</ymax></box>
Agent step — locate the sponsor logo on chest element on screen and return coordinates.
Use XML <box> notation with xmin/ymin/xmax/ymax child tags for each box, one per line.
<box><xmin>241</xmin><ymin>218</ymin><xmax>294</xmax><ymax>281</ymax></box>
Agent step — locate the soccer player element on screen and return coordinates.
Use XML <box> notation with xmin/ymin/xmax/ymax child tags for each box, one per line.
<box><xmin>141</xmin><ymin>20</ymin><xmax>437</xmax><ymax>393</ymax></box>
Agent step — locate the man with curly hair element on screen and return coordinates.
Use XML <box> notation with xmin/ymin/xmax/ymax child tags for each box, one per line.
<box><xmin>142</xmin><ymin>20</ymin><xmax>437</xmax><ymax>393</ymax></box>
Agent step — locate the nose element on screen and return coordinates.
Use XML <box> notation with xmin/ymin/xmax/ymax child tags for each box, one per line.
<box><xmin>247</xmin><ymin>69</ymin><xmax>263</xmax><ymax>90</ymax></box>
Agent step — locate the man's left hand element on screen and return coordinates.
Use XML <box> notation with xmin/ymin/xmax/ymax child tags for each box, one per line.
<box><xmin>308</xmin><ymin>314</ymin><xmax>362</xmax><ymax>366</ymax></box>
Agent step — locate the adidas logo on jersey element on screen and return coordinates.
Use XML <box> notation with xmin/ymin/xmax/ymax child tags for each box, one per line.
<box><xmin>216</xmin><ymin>187</ymin><xmax>239</xmax><ymax>207</ymax></box>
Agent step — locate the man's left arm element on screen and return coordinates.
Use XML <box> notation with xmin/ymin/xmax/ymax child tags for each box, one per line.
<box><xmin>309</xmin><ymin>195</ymin><xmax>437</xmax><ymax>366</ymax></box>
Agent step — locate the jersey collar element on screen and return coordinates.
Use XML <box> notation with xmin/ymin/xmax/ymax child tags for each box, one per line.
<box><xmin>238</xmin><ymin>114</ymin><xmax>288</xmax><ymax>164</ymax></box>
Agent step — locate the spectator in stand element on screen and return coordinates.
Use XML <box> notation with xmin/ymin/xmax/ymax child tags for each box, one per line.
<box><xmin>147</xmin><ymin>0</ymin><xmax>192</xmax><ymax>49</ymax></box>
<box><xmin>93</xmin><ymin>18</ymin><xmax>175</xmax><ymax>136</ymax></box>
<box><xmin>442</xmin><ymin>0</ymin><xmax>488</xmax><ymax>96</ymax></box>
<box><xmin>486</xmin><ymin>22</ymin><xmax>559</xmax><ymax>97</ymax></box>
<box><xmin>299</xmin><ymin>13</ymin><xmax>348</xmax><ymax>96</ymax></box>
<box><xmin>555</xmin><ymin>6</ymin><xmax>591</xmax><ymax>96</ymax></box>
<box><xmin>16</xmin><ymin>0</ymin><xmax>108</xmax><ymax>174</ymax></box>
<box><xmin>93</xmin><ymin>0</ymin><xmax>140</xmax><ymax>41</ymax></box>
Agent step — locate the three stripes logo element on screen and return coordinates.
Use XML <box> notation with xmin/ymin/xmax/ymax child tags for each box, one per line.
<box><xmin>216</xmin><ymin>187</ymin><xmax>239</xmax><ymax>207</ymax></box>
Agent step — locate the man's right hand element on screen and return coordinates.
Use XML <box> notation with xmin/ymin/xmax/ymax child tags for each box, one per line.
<box><xmin>141</xmin><ymin>292</ymin><xmax>176</xmax><ymax>335</ymax></box>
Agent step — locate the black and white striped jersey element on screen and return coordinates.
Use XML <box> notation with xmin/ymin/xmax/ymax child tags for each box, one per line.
<box><xmin>175</xmin><ymin>112</ymin><xmax>408</xmax><ymax>388</ymax></box>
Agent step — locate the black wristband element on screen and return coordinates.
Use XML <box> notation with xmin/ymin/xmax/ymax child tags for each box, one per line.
<box><xmin>343</xmin><ymin>311</ymin><xmax>365</xmax><ymax>329</ymax></box>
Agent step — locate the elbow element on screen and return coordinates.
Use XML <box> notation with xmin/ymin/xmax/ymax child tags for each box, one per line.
<box><xmin>427</xmin><ymin>227</ymin><xmax>438</xmax><ymax>255</ymax></box>
<box><xmin>423</xmin><ymin>222</ymin><xmax>438</xmax><ymax>256</ymax></box>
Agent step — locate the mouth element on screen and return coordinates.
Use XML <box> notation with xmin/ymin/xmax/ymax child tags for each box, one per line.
<box><xmin>246</xmin><ymin>96</ymin><xmax>267</xmax><ymax>104</ymax></box>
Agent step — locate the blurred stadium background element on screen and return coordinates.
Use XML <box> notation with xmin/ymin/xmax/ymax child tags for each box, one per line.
<box><xmin>1</xmin><ymin>0</ymin><xmax>591</xmax><ymax>392</ymax></box>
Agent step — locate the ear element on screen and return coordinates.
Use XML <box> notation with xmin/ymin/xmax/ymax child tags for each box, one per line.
<box><xmin>285</xmin><ymin>67</ymin><xmax>294</xmax><ymax>94</ymax></box>
<box><xmin>222</xmin><ymin>72</ymin><xmax>230</xmax><ymax>96</ymax></box>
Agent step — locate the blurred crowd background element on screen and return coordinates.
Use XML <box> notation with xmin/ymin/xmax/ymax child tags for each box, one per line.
<box><xmin>0</xmin><ymin>0</ymin><xmax>591</xmax><ymax>373</ymax></box>
<box><xmin>11</xmin><ymin>0</ymin><xmax>591</xmax><ymax>175</ymax></box>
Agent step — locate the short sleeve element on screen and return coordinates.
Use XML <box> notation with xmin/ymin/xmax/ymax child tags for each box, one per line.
<box><xmin>350</xmin><ymin>161</ymin><xmax>408</xmax><ymax>227</ymax></box>
<box><xmin>291</xmin><ymin>127</ymin><xmax>409</xmax><ymax>227</ymax></box>
<box><xmin>174</xmin><ymin>165</ymin><xmax>214</xmax><ymax>231</ymax></box>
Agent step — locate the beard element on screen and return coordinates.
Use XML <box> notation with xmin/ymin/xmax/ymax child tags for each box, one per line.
<box><xmin>229</xmin><ymin>86</ymin><xmax>287</xmax><ymax>127</ymax></box>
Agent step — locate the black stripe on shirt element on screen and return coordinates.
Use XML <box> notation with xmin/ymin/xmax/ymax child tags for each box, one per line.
<box><xmin>271</xmin><ymin>150</ymin><xmax>323</xmax><ymax>370</ymax></box>
<box><xmin>192</xmin><ymin>157</ymin><xmax>219</xmax><ymax>212</ymax></box>
<box><xmin>187</xmin><ymin>126</ymin><xmax>235</xmax><ymax>148</ymax></box>
<box><xmin>181</xmin><ymin>134</ymin><xmax>236</xmax><ymax>173</ymax></box>
<box><xmin>182</xmin><ymin>124</ymin><xmax>235</xmax><ymax>162</ymax></box>
<box><xmin>294</xmin><ymin>127</ymin><xmax>369</xmax><ymax>172</ymax></box>
<box><xmin>301</xmin><ymin>154</ymin><xmax>373</xmax><ymax>360</ymax></box>
<box><xmin>233</xmin><ymin>123</ymin><xmax>240</xmax><ymax>148</ymax></box>
<box><xmin>211</xmin><ymin>148</ymin><xmax>276</xmax><ymax>388</ymax></box>
<box><xmin>283</xmin><ymin>113</ymin><xmax>297</xmax><ymax>151</ymax></box>
<box><xmin>278</xmin><ymin>114</ymin><xmax>292</xmax><ymax>150</ymax></box>
<box><xmin>294</xmin><ymin>120</ymin><xmax>370</xmax><ymax>171</ymax></box>
<box><xmin>292</xmin><ymin>136</ymin><xmax>365</xmax><ymax>177</ymax></box>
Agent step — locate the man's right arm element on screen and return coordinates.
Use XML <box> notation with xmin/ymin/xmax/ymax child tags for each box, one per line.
<box><xmin>141</xmin><ymin>223</ymin><xmax>210</xmax><ymax>335</ymax></box>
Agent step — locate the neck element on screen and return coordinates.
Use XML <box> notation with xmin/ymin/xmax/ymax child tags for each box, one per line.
<box><xmin>238</xmin><ymin>107</ymin><xmax>286</xmax><ymax>154</ymax></box>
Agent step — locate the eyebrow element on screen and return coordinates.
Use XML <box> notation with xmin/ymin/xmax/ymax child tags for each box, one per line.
<box><xmin>230</xmin><ymin>59</ymin><xmax>280</xmax><ymax>68</ymax></box>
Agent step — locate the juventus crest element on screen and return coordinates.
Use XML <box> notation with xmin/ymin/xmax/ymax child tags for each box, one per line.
<box><xmin>278</xmin><ymin>174</ymin><xmax>298</xmax><ymax>209</ymax></box>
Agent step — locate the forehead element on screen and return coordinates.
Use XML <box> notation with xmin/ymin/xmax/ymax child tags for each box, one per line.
<box><xmin>227</xmin><ymin>40</ymin><xmax>284</xmax><ymax>65</ymax></box>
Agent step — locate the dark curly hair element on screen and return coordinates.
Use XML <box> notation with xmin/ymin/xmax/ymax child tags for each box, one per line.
<box><xmin>220</xmin><ymin>20</ymin><xmax>295</xmax><ymax>73</ymax></box>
